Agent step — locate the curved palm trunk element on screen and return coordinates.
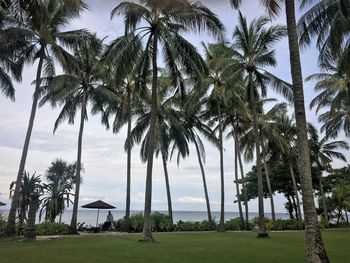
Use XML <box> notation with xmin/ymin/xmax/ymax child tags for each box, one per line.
<box><xmin>5</xmin><ymin>47</ymin><xmax>45</xmax><ymax>236</ymax></box>
<box><xmin>248</xmin><ymin>72</ymin><xmax>267</xmax><ymax>237</ymax></box>
<box><xmin>285</xmin><ymin>1</ymin><xmax>329</xmax><ymax>261</ymax></box>
<box><xmin>141</xmin><ymin>33</ymin><xmax>158</xmax><ymax>242</ymax></box>
<box><xmin>217</xmin><ymin>102</ymin><xmax>225</xmax><ymax>232</ymax></box>
<box><xmin>234</xmin><ymin>131</ymin><xmax>244</xmax><ymax>229</ymax></box>
<box><xmin>161</xmin><ymin>151</ymin><xmax>173</xmax><ymax>226</ymax></box>
<box><xmin>238</xmin><ymin>141</ymin><xmax>249</xmax><ymax>229</ymax></box>
<box><xmin>291</xmin><ymin>193</ymin><xmax>299</xmax><ymax>220</ymax></box>
<box><xmin>287</xmin><ymin>195</ymin><xmax>295</xmax><ymax>219</ymax></box>
<box><xmin>193</xmin><ymin>138</ymin><xmax>213</xmax><ymax>228</ymax></box>
<box><xmin>69</xmin><ymin>88</ymin><xmax>87</xmax><ymax>234</ymax></box>
<box><xmin>125</xmin><ymin>91</ymin><xmax>132</xmax><ymax>232</ymax></box>
<box><xmin>261</xmin><ymin>143</ymin><xmax>276</xmax><ymax>222</ymax></box>
<box><xmin>289</xmin><ymin>161</ymin><xmax>302</xmax><ymax>221</ymax></box>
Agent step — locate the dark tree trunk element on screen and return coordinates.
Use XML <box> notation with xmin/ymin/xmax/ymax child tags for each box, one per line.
<box><xmin>141</xmin><ymin>33</ymin><xmax>158</xmax><ymax>242</ymax></box>
<box><xmin>193</xmin><ymin>138</ymin><xmax>213</xmax><ymax>228</ymax></box>
<box><xmin>261</xmin><ymin>143</ymin><xmax>275</xmax><ymax>222</ymax></box>
<box><xmin>289</xmin><ymin>160</ymin><xmax>302</xmax><ymax>221</ymax></box>
<box><xmin>161</xmin><ymin>151</ymin><xmax>173</xmax><ymax>226</ymax></box>
<box><xmin>69</xmin><ymin>88</ymin><xmax>87</xmax><ymax>234</ymax></box>
<box><xmin>217</xmin><ymin>102</ymin><xmax>225</xmax><ymax>233</ymax></box>
<box><xmin>124</xmin><ymin>91</ymin><xmax>132</xmax><ymax>232</ymax></box>
<box><xmin>287</xmin><ymin>195</ymin><xmax>295</xmax><ymax>220</ymax></box>
<box><xmin>318</xmin><ymin>174</ymin><xmax>329</xmax><ymax>228</ymax></box>
<box><xmin>285</xmin><ymin>1</ymin><xmax>329</xmax><ymax>261</ymax></box>
<box><xmin>291</xmin><ymin>194</ymin><xmax>299</xmax><ymax>220</ymax></box>
<box><xmin>248</xmin><ymin>71</ymin><xmax>267</xmax><ymax>237</ymax></box>
<box><xmin>5</xmin><ymin>47</ymin><xmax>45</xmax><ymax>236</ymax></box>
<box><xmin>234</xmin><ymin>130</ymin><xmax>244</xmax><ymax>229</ymax></box>
<box><xmin>238</xmin><ymin>141</ymin><xmax>249</xmax><ymax>229</ymax></box>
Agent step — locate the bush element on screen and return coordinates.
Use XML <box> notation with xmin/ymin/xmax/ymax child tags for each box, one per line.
<box><xmin>174</xmin><ymin>220</ymin><xmax>214</xmax><ymax>231</ymax></box>
<box><xmin>151</xmin><ymin>212</ymin><xmax>173</xmax><ymax>232</ymax></box>
<box><xmin>36</xmin><ymin>222</ymin><xmax>70</xmax><ymax>235</ymax></box>
<box><xmin>271</xmin><ymin>219</ymin><xmax>304</xmax><ymax>231</ymax></box>
<box><xmin>225</xmin><ymin>217</ymin><xmax>243</xmax><ymax>231</ymax></box>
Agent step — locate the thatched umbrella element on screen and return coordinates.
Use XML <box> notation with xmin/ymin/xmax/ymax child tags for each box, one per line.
<box><xmin>0</xmin><ymin>201</ymin><xmax>6</xmax><ymax>206</ymax></box>
<box><xmin>81</xmin><ymin>200</ymin><xmax>116</xmax><ymax>226</ymax></box>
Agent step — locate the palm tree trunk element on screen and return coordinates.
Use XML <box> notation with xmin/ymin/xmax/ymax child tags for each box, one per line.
<box><xmin>289</xmin><ymin>160</ymin><xmax>302</xmax><ymax>221</ymax></box>
<box><xmin>161</xmin><ymin>151</ymin><xmax>173</xmax><ymax>226</ymax></box>
<box><xmin>285</xmin><ymin>1</ymin><xmax>329</xmax><ymax>261</ymax></box>
<box><xmin>5</xmin><ymin>47</ymin><xmax>45</xmax><ymax>236</ymax></box>
<box><xmin>238</xmin><ymin>140</ymin><xmax>249</xmax><ymax>229</ymax></box>
<box><xmin>69</xmin><ymin>88</ymin><xmax>87</xmax><ymax>234</ymax></box>
<box><xmin>291</xmin><ymin>194</ymin><xmax>299</xmax><ymax>220</ymax></box>
<box><xmin>248</xmin><ymin>71</ymin><xmax>267</xmax><ymax>237</ymax></box>
<box><xmin>318</xmin><ymin>174</ymin><xmax>329</xmax><ymax>228</ymax></box>
<box><xmin>193</xmin><ymin>138</ymin><xmax>213</xmax><ymax>228</ymax></box>
<box><xmin>217</xmin><ymin>101</ymin><xmax>225</xmax><ymax>232</ymax></box>
<box><xmin>234</xmin><ymin>130</ymin><xmax>244</xmax><ymax>229</ymax></box>
<box><xmin>287</xmin><ymin>195</ymin><xmax>295</xmax><ymax>219</ymax></box>
<box><xmin>261</xmin><ymin>143</ymin><xmax>276</xmax><ymax>222</ymax></box>
<box><xmin>125</xmin><ymin>91</ymin><xmax>132</xmax><ymax>232</ymax></box>
<box><xmin>345</xmin><ymin>206</ymin><xmax>349</xmax><ymax>226</ymax></box>
<box><xmin>141</xmin><ymin>33</ymin><xmax>158</xmax><ymax>242</ymax></box>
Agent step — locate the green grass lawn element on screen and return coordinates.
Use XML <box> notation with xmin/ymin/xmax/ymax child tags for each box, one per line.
<box><xmin>0</xmin><ymin>230</ymin><xmax>349</xmax><ymax>263</ymax></box>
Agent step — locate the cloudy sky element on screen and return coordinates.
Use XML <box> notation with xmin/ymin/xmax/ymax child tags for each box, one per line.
<box><xmin>0</xmin><ymin>0</ymin><xmax>347</xmax><ymax>214</ymax></box>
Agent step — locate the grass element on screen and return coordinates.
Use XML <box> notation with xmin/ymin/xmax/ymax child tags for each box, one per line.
<box><xmin>0</xmin><ymin>230</ymin><xmax>349</xmax><ymax>263</ymax></box>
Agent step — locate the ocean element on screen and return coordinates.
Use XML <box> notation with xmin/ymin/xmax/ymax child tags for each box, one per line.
<box><xmin>0</xmin><ymin>210</ymin><xmax>290</xmax><ymax>226</ymax></box>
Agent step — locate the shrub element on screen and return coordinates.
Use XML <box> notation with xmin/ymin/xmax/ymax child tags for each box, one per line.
<box><xmin>271</xmin><ymin>219</ymin><xmax>304</xmax><ymax>231</ymax></box>
<box><xmin>225</xmin><ymin>217</ymin><xmax>243</xmax><ymax>231</ymax></box>
<box><xmin>174</xmin><ymin>220</ymin><xmax>214</xmax><ymax>231</ymax></box>
<box><xmin>151</xmin><ymin>212</ymin><xmax>173</xmax><ymax>232</ymax></box>
<box><xmin>36</xmin><ymin>222</ymin><xmax>69</xmax><ymax>235</ymax></box>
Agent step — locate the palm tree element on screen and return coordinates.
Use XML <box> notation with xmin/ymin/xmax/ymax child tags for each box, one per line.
<box><xmin>39</xmin><ymin>35</ymin><xmax>114</xmax><ymax>234</ymax></box>
<box><xmin>128</xmin><ymin>71</ymin><xmax>186</xmax><ymax>227</ymax></box>
<box><xmin>111</xmin><ymin>0</ymin><xmax>224</xmax><ymax>241</ymax></box>
<box><xmin>230</xmin><ymin>0</ymin><xmax>330</xmax><ymax>260</ymax></box>
<box><xmin>9</xmin><ymin>171</ymin><xmax>42</xmax><ymax>226</ymax></box>
<box><xmin>225</xmin><ymin>12</ymin><xmax>291</xmax><ymax>237</ymax></box>
<box><xmin>298</xmin><ymin>0</ymin><xmax>350</xmax><ymax>64</ymax></box>
<box><xmin>202</xmin><ymin>42</ymin><xmax>235</xmax><ymax>232</ymax></box>
<box><xmin>308</xmin><ymin>49</ymin><xmax>350</xmax><ymax>140</ymax></box>
<box><xmin>329</xmin><ymin>182</ymin><xmax>350</xmax><ymax>225</ymax></box>
<box><xmin>5</xmin><ymin>0</ymin><xmax>87</xmax><ymax>236</ymax></box>
<box><xmin>308</xmin><ymin>124</ymin><xmax>349</xmax><ymax>227</ymax></box>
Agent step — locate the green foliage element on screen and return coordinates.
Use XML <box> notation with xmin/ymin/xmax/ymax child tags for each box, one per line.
<box><xmin>36</xmin><ymin>222</ymin><xmax>70</xmax><ymax>236</ymax></box>
<box><xmin>175</xmin><ymin>220</ymin><xmax>214</xmax><ymax>232</ymax></box>
<box><xmin>224</xmin><ymin>217</ymin><xmax>242</xmax><ymax>231</ymax></box>
<box><xmin>0</xmin><ymin>212</ymin><xmax>6</xmax><ymax>233</ymax></box>
<box><xmin>271</xmin><ymin>219</ymin><xmax>304</xmax><ymax>231</ymax></box>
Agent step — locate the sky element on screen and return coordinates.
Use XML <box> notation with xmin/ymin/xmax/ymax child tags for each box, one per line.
<box><xmin>0</xmin><ymin>0</ymin><xmax>348</xmax><ymax>214</ymax></box>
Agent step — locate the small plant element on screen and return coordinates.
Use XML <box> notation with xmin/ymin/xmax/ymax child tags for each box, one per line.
<box><xmin>36</xmin><ymin>222</ymin><xmax>69</xmax><ymax>235</ymax></box>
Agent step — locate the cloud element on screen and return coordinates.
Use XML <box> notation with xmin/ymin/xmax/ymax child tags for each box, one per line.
<box><xmin>178</xmin><ymin>196</ymin><xmax>206</xmax><ymax>205</ymax></box>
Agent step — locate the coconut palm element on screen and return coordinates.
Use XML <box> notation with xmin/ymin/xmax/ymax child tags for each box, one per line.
<box><xmin>173</xmin><ymin>90</ymin><xmax>219</xmax><ymax>228</ymax></box>
<box><xmin>308</xmin><ymin>124</ymin><xmax>349</xmax><ymax>226</ymax></box>
<box><xmin>308</xmin><ymin>49</ymin><xmax>350</xmax><ymax>140</ymax></box>
<box><xmin>298</xmin><ymin>0</ymin><xmax>350</xmax><ymax>64</ymax></box>
<box><xmin>223</xmin><ymin>12</ymin><xmax>291</xmax><ymax>237</ymax></box>
<box><xmin>5</xmin><ymin>0</ymin><xmax>88</xmax><ymax>236</ymax></box>
<box><xmin>231</xmin><ymin>0</ymin><xmax>330</xmax><ymax>259</ymax></box>
<box><xmin>111</xmin><ymin>0</ymin><xmax>224</xmax><ymax>241</ymax></box>
<box><xmin>328</xmin><ymin>182</ymin><xmax>350</xmax><ymax>225</ymax></box>
<box><xmin>128</xmin><ymin>71</ymin><xmax>186</xmax><ymax>227</ymax></box>
<box><xmin>39</xmin><ymin>35</ymin><xmax>115</xmax><ymax>233</ymax></box>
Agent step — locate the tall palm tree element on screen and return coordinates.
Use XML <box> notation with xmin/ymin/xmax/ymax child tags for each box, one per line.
<box><xmin>202</xmin><ymin>42</ymin><xmax>236</xmax><ymax>232</ymax></box>
<box><xmin>39</xmin><ymin>35</ymin><xmax>114</xmax><ymax>234</ymax></box>
<box><xmin>172</xmin><ymin>91</ymin><xmax>218</xmax><ymax>228</ymax></box>
<box><xmin>5</xmin><ymin>0</ymin><xmax>87</xmax><ymax>236</ymax></box>
<box><xmin>231</xmin><ymin>0</ymin><xmax>330</xmax><ymax>260</ymax></box>
<box><xmin>111</xmin><ymin>0</ymin><xmax>224</xmax><ymax>241</ymax></box>
<box><xmin>128</xmin><ymin>72</ymin><xmax>186</xmax><ymax>227</ymax></box>
<box><xmin>225</xmin><ymin>12</ymin><xmax>291</xmax><ymax>237</ymax></box>
<box><xmin>308</xmin><ymin>124</ymin><xmax>349</xmax><ymax>227</ymax></box>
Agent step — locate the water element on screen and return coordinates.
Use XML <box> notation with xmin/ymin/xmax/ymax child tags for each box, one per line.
<box><xmin>1</xmin><ymin>210</ymin><xmax>290</xmax><ymax>226</ymax></box>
